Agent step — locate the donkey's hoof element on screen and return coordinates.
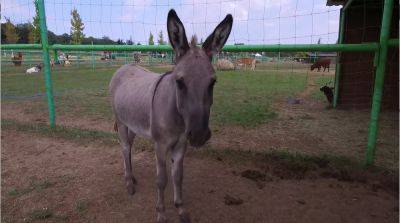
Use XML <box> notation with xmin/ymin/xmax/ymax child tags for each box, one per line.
<box><xmin>179</xmin><ymin>212</ymin><xmax>191</xmax><ymax>223</ymax></box>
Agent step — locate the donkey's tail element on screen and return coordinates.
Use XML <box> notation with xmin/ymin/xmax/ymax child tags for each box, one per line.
<box><xmin>113</xmin><ymin>121</ymin><xmax>118</xmax><ymax>132</ymax></box>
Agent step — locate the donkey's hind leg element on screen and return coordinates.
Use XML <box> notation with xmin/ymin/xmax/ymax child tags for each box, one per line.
<box><xmin>116</xmin><ymin>121</ymin><xmax>137</xmax><ymax>195</ymax></box>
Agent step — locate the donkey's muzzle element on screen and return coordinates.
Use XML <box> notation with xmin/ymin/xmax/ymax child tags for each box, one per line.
<box><xmin>188</xmin><ymin>128</ymin><xmax>211</xmax><ymax>147</ymax></box>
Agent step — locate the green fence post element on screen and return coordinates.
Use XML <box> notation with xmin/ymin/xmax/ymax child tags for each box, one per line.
<box><xmin>28</xmin><ymin>51</ymin><xmax>33</xmax><ymax>67</ymax></box>
<box><xmin>91</xmin><ymin>41</ymin><xmax>95</xmax><ymax>71</ymax></box>
<box><xmin>77</xmin><ymin>51</ymin><xmax>80</xmax><ymax>68</ymax></box>
<box><xmin>333</xmin><ymin>9</ymin><xmax>345</xmax><ymax>108</ymax></box>
<box><xmin>365</xmin><ymin>0</ymin><xmax>394</xmax><ymax>166</ymax></box>
<box><xmin>53</xmin><ymin>49</ymin><xmax>58</xmax><ymax>63</ymax></box>
<box><xmin>37</xmin><ymin>0</ymin><xmax>56</xmax><ymax>127</ymax></box>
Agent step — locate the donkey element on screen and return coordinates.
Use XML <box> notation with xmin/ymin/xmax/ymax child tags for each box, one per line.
<box><xmin>109</xmin><ymin>9</ymin><xmax>233</xmax><ymax>223</ymax></box>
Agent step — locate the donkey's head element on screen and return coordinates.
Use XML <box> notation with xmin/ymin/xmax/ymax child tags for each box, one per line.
<box><xmin>167</xmin><ymin>9</ymin><xmax>233</xmax><ymax>147</ymax></box>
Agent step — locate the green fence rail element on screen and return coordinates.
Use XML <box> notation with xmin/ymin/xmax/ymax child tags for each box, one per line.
<box><xmin>1</xmin><ymin>0</ymin><xmax>398</xmax><ymax>166</ymax></box>
<box><xmin>366</xmin><ymin>0</ymin><xmax>395</xmax><ymax>166</ymax></box>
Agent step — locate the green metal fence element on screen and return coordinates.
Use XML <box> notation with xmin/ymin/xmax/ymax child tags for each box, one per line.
<box><xmin>2</xmin><ymin>0</ymin><xmax>398</xmax><ymax>166</ymax></box>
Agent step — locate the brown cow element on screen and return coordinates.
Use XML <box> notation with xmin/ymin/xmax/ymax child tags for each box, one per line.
<box><xmin>236</xmin><ymin>58</ymin><xmax>256</xmax><ymax>70</ymax></box>
<box><xmin>311</xmin><ymin>58</ymin><xmax>331</xmax><ymax>72</ymax></box>
<box><xmin>11</xmin><ymin>52</ymin><xmax>23</xmax><ymax>66</ymax></box>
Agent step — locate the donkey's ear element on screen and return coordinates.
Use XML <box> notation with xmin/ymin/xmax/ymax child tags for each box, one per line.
<box><xmin>202</xmin><ymin>14</ymin><xmax>233</xmax><ymax>58</ymax></box>
<box><xmin>167</xmin><ymin>9</ymin><xmax>189</xmax><ymax>62</ymax></box>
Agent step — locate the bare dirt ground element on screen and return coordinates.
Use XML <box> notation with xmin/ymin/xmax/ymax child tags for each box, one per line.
<box><xmin>2</xmin><ymin>130</ymin><xmax>398</xmax><ymax>223</ymax></box>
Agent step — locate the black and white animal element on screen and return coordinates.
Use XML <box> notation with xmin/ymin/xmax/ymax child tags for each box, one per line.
<box><xmin>26</xmin><ymin>64</ymin><xmax>42</xmax><ymax>74</ymax></box>
<box><xmin>320</xmin><ymin>85</ymin><xmax>334</xmax><ymax>104</ymax></box>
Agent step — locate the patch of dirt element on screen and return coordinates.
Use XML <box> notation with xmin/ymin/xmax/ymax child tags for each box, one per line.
<box><xmin>224</xmin><ymin>195</ymin><xmax>243</xmax><ymax>206</ymax></box>
<box><xmin>2</xmin><ymin>84</ymin><xmax>398</xmax><ymax>170</ymax></box>
<box><xmin>2</xmin><ymin>130</ymin><xmax>399</xmax><ymax>223</ymax></box>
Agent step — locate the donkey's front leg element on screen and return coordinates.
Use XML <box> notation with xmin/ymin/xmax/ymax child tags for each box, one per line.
<box><xmin>155</xmin><ymin>142</ymin><xmax>168</xmax><ymax>223</ymax></box>
<box><xmin>171</xmin><ymin>136</ymin><xmax>190</xmax><ymax>223</ymax></box>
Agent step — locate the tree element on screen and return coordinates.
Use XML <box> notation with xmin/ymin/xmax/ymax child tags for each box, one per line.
<box><xmin>4</xmin><ymin>18</ymin><xmax>19</xmax><ymax>43</ymax></box>
<box><xmin>126</xmin><ymin>39</ymin><xmax>134</xmax><ymax>45</ymax></box>
<box><xmin>317</xmin><ymin>38</ymin><xmax>321</xmax><ymax>44</ymax></box>
<box><xmin>16</xmin><ymin>23</ymin><xmax>32</xmax><ymax>43</ymax></box>
<box><xmin>30</xmin><ymin>1</ymin><xmax>41</xmax><ymax>43</ymax></box>
<box><xmin>158</xmin><ymin>30</ymin><xmax>166</xmax><ymax>45</ymax></box>
<box><xmin>70</xmin><ymin>8</ymin><xmax>85</xmax><ymax>44</ymax></box>
<box><xmin>126</xmin><ymin>36</ymin><xmax>134</xmax><ymax>45</ymax></box>
<box><xmin>148</xmin><ymin>32</ymin><xmax>154</xmax><ymax>45</ymax></box>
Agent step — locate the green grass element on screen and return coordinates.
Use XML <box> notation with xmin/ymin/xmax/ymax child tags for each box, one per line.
<box><xmin>75</xmin><ymin>199</ymin><xmax>89</xmax><ymax>214</ymax></box>
<box><xmin>27</xmin><ymin>208</ymin><xmax>53</xmax><ymax>221</ymax></box>
<box><xmin>2</xmin><ymin>119</ymin><xmax>153</xmax><ymax>150</ymax></box>
<box><xmin>2</xmin><ymin>65</ymin><xmax>308</xmax><ymax>126</ymax></box>
<box><xmin>7</xmin><ymin>177</ymin><xmax>56</xmax><ymax>198</ymax></box>
<box><xmin>2</xmin><ymin>119</ymin><xmax>118</xmax><ymax>146</ymax></box>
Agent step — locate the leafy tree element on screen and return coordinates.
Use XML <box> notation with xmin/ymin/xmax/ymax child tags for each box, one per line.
<box><xmin>30</xmin><ymin>1</ymin><xmax>41</xmax><ymax>43</ymax></box>
<box><xmin>117</xmin><ymin>38</ymin><xmax>125</xmax><ymax>45</ymax></box>
<box><xmin>158</xmin><ymin>30</ymin><xmax>166</xmax><ymax>45</ymax></box>
<box><xmin>4</xmin><ymin>18</ymin><xmax>19</xmax><ymax>43</ymax></box>
<box><xmin>148</xmin><ymin>32</ymin><xmax>154</xmax><ymax>45</ymax></box>
<box><xmin>70</xmin><ymin>8</ymin><xmax>85</xmax><ymax>44</ymax></box>
<box><xmin>14</xmin><ymin>23</ymin><xmax>30</xmax><ymax>43</ymax></box>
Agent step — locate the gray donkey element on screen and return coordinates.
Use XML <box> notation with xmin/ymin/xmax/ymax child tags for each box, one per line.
<box><xmin>109</xmin><ymin>9</ymin><xmax>233</xmax><ymax>223</ymax></box>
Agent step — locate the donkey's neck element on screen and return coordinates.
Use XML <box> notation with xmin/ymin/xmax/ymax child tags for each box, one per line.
<box><xmin>150</xmin><ymin>71</ymin><xmax>185</xmax><ymax>138</ymax></box>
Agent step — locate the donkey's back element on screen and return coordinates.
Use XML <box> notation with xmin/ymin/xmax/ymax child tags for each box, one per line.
<box><xmin>110</xmin><ymin>64</ymin><xmax>159</xmax><ymax>138</ymax></box>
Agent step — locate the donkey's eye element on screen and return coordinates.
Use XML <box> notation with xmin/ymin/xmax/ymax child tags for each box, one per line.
<box><xmin>176</xmin><ymin>78</ymin><xmax>185</xmax><ymax>90</ymax></box>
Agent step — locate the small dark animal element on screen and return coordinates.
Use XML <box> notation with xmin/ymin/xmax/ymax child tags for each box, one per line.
<box><xmin>133</xmin><ymin>53</ymin><xmax>141</xmax><ymax>63</ymax></box>
<box><xmin>320</xmin><ymin>86</ymin><xmax>334</xmax><ymax>104</ymax></box>
<box><xmin>311</xmin><ymin>59</ymin><xmax>331</xmax><ymax>72</ymax></box>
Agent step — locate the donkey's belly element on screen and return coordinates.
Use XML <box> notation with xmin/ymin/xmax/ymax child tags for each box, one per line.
<box><xmin>111</xmin><ymin>66</ymin><xmax>159</xmax><ymax>139</ymax></box>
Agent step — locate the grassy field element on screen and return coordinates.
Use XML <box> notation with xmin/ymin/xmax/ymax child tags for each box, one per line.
<box><xmin>2</xmin><ymin>64</ymin><xmax>311</xmax><ymax>126</ymax></box>
<box><xmin>1</xmin><ymin>62</ymin><xmax>397</xmax><ymax>169</ymax></box>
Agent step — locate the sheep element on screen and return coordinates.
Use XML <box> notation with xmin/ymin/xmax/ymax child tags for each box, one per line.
<box><xmin>216</xmin><ymin>59</ymin><xmax>235</xmax><ymax>70</ymax></box>
<box><xmin>26</xmin><ymin>64</ymin><xmax>42</xmax><ymax>75</ymax></box>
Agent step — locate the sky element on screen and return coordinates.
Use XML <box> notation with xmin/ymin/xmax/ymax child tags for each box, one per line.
<box><xmin>2</xmin><ymin>0</ymin><xmax>342</xmax><ymax>45</ymax></box>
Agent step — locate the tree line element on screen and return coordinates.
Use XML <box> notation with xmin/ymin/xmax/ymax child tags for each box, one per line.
<box><xmin>2</xmin><ymin>1</ymin><xmax>168</xmax><ymax>46</ymax></box>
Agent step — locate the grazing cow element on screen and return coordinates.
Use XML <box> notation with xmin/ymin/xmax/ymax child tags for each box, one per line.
<box><xmin>12</xmin><ymin>52</ymin><xmax>23</xmax><ymax>66</ymax></box>
<box><xmin>109</xmin><ymin>9</ymin><xmax>232</xmax><ymax>223</ymax></box>
<box><xmin>26</xmin><ymin>64</ymin><xmax>42</xmax><ymax>74</ymax></box>
<box><xmin>216</xmin><ymin>59</ymin><xmax>235</xmax><ymax>70</ymax></box>
<box><xmin>320</xmin><ymin>85</ymin><xmax>334</xmax><ymax>104</ymax></box>
<box><xmin>311</xmin><ymin>58</ymin><xmax>331</xmax><ymax>72</ymax></box>
<box><xmin>236</xmin><ymin>58</ymin><xmax>256</xmax><ymax>70</ymax></box>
